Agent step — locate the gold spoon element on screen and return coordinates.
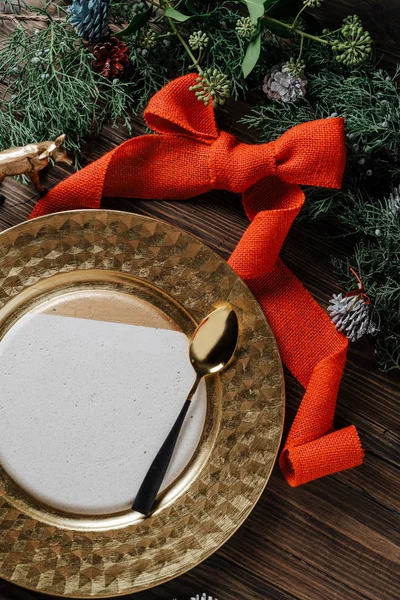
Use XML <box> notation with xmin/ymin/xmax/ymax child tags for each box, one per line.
<box><xmin>132</xmin><ymin>305</ymin><xmax>239</xmax><ymax>516</ymax></box>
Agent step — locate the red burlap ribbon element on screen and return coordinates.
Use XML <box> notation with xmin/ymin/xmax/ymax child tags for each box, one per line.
<box><xmin>31</xmin><ymin>74</ymin><xmax>364</xmax><ymax>485</ymax></box>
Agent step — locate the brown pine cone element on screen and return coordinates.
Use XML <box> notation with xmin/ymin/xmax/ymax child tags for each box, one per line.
<box><xmin>92</xmin><ymin>36</ymin><xmax>130</xmax><ymax>79</ymax></box>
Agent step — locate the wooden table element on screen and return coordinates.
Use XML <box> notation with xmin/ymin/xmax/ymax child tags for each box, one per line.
<box><xmin>1</xmin><ymin>2</ymin><xmax>400</xmax><ymax>599</ymax></box>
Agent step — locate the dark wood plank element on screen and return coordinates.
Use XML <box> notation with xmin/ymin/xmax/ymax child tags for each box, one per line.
<box><xmin>1</xmin><ymin>2</ymin><xmax>400</xmax><ymax>599</ymax></box>
<box><xmin>1</xmin><ymin>143</ymin><xmax>400</xmax><ymax>600</ymax></box>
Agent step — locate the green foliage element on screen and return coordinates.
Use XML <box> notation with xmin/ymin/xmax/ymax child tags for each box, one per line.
<box><xmin>239</xmin><ymin>0</ymin><xmax>372</xmax><ymax>76</ymax></box>
<box><xmin>115</xmin><ymin>2</ymin><xmax>153</xmax><ymax>38</ymax></box>
<box><xmin>243</xmin><ymin>0</ymin><xmax>265</xmax><ymax>24</ymax></box>
<box><xmin>109</xmin><ymin>1</ymin><xmax>139</xmax><ymax>25</ymax></box>
<box><xmin>117</xmin><ymin>3</ymin><xmax>247</xmax><ymax>108</ymax></box>
<box><xmin>241</xmin><ymin>30</ymin><xmax>261</xmax><ymax>77</ymax></box>
<box><xmin>241</xmin><ymin>41</ymin><xmax>400</xmax><ymax>370</ymax></box>
<box><xmin>164</xmin><ymin>7</ymin><xmax>193</xmax><ymax>22</ymax></box>
<box><xmin>0</xmin><ymin>1</ymin><xmax>397</xmax><ymax>368</ymax></box>
<box><xmin>243</xmin><ymin>43</ymin><xmax>400</xmax><ymax>208</ymax></box>
<box><xmin>331</xmin><ymin>15</ymin><xmax>373</xmax><ymax>66</ymax></box>
<box><xmin>332</xmin><ymin>193</ymin><xmax>400</xmax><ymax>371</ymax></box>
<box><xmin>200</xmin><ymin>5</ymin><xmax>248</xmax><ymax>97</ymax></box>
<box><xmin>125</xmin><ymin>43</ymin><xmax>170</xmax><ymax>112</ymax></box>
<box><xmin>188</xmin><ymin>30</ymin><xmax>209</xmax><ymax>50</ymax></box>
<box><xmin>236</xmin><ymin>16</ymin><xmax>257</xmax><ymax>39</ymax></box>
<box><xmin>0</xmin><ymin>18</ymin><xmax>135</xmax><ymax>162</ymax></box>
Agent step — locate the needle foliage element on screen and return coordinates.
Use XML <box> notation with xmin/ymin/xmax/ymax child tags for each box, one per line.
<box><xmin>242</xmin><ymin>41</ymin><xmax>400</xmax><ymax>370</ymax></box>
<box><xmin>0</xmin><ymin>1</ymin><xmax>398</xmax><ymax>369</ymax></box>
<box><xmin>0</xmin><ymin>3</ymin><xmax>135</xmax><ymax>162</ymax></box>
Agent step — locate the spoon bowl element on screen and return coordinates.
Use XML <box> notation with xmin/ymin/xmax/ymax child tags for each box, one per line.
<box><xmin>190</xmin><ymin>305</ymin><xmax>239</xmax><ymax>377</ymax></box>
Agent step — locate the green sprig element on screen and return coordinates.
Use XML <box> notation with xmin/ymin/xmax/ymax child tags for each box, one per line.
<box><xmin>333</xmin><ymin>191</ymin><xmax>400</xmax><ymax>371</ymax></box>
<box><xmin>241</xmin><ymin>43</ymin><xmax>400</xmax><ymax>370</ymax></box>
<box><xmin>0</xmin><ymin>19</ymin><xmax>135</xmax><ymax>162</ymax></box>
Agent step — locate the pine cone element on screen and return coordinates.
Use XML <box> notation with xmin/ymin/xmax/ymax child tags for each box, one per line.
<box><xmin>263</xmin><ymin>64</ymin><xmax>307</xmax><ymax>103</ymax></box>
<box><xmin>92</xmin><ymin>37</ymin><xmax>130</xmax><ymax>79</ymax></box>
<box><xmin>68</xmin><ymin>0</ymin><xmax>110</xmax><ymax>43</ymax></box>
<box><xmin>328</xmin><ymin>293</ymin><xmax>379</xmax><ymax>342</ymax></box>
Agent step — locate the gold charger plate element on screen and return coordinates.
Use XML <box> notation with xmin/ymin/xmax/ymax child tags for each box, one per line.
<box><xmin>0</xmin><ymin>210</ymin><xmax>284</xmax><ymax>597</ymax></box>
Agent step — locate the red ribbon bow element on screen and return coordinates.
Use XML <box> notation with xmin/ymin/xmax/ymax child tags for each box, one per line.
<box><xmin>31</xmin><ymin>74</ymin><xmax>364</xmax><ymax>485</ymax></box>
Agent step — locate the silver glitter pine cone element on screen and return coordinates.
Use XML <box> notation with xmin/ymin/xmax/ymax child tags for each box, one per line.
<box><xmin>263</xmin><ymin>64</ymin><xmax>307</xmax><ymax>103</ymax></box>
<box><xmin>328</xmin><ymin>293</ymin><xmax>378</xmax><ymax>342</ymax></box>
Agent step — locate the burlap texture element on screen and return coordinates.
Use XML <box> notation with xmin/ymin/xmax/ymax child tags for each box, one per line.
<box><xmin>30</xmin><ymin>73</ymin><xmax>364</xmax><ymax>486</ymax></box>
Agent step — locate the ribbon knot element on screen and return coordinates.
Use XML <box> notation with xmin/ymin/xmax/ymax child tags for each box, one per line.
<box><xmin>31</xmin><ymin>73</ymin><xmax>346</xmax><ymax>226</ymax></box>
<box><xmin>30</xmin><ymin>73</ymin><xmax>364</xmax><ymax>487</ymax></box>
<box><xmin>143</xmin><ymin>73</ymin><xmax>346</xmax><ymax>195</ymax></box>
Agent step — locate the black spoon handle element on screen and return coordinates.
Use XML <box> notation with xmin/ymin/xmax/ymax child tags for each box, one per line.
<box><xmin>132</xmin><ymin>397</ymin><xmax>192</xmax><ymax>516</ymax></box>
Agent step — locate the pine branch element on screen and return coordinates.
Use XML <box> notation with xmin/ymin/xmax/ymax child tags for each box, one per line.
<box><xmin>240</xmin><ymin>41</ymin><xmax>400</xmax><ymax>370</ymax></box>
<box><xmin>0</xmin><ymin>19</ymin><xmax>135</xmax><ymax>161</ymax></box>
<box><xmin>0</xmin><ymin>0</ymin><xmax>398</xmax><ymax>369</ymax></box>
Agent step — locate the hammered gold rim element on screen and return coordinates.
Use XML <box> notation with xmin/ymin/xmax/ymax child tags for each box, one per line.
<box><xmin>0</xmin><ymin>210</ymin><xmax>285</xmax><ymax>597</ymax></box>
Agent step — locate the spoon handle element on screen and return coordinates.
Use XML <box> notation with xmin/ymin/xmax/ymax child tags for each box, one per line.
<box><xmin>132</xmin><ymin>385</ymin><xmax>197</xmax><ymax>515</ymax></box>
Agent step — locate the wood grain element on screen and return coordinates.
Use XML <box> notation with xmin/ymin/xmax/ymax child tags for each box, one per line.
<box><xmin>1</xmin><ymin>1</ymin><xmax>400</xmax><ymax>599</ymax></box>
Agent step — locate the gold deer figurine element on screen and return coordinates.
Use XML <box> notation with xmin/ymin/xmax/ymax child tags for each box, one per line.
<box><xmin>0</xmin><ymin>134</ymin><xmax>72</xmax><ymax>194</ymax></box>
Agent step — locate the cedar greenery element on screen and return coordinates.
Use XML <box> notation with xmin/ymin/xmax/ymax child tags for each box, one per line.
<box><xmin>0</xmin><ymin>1</ymin><xmax>398</xmax><ymax>369</ymax></box>
<box><xmin>0</xmin><ymin>2</ymin><xmax>135</xmax><ymax>162</ymax></box>
<box><xmin>332</xmin><ymin>191</ymin><xmax>400</xmax><ymax>372</ymax></box>
<box><xmin>242</xmin><ymin>41</ymin><xmax>400</xmax><ymax>370</ymax></box>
